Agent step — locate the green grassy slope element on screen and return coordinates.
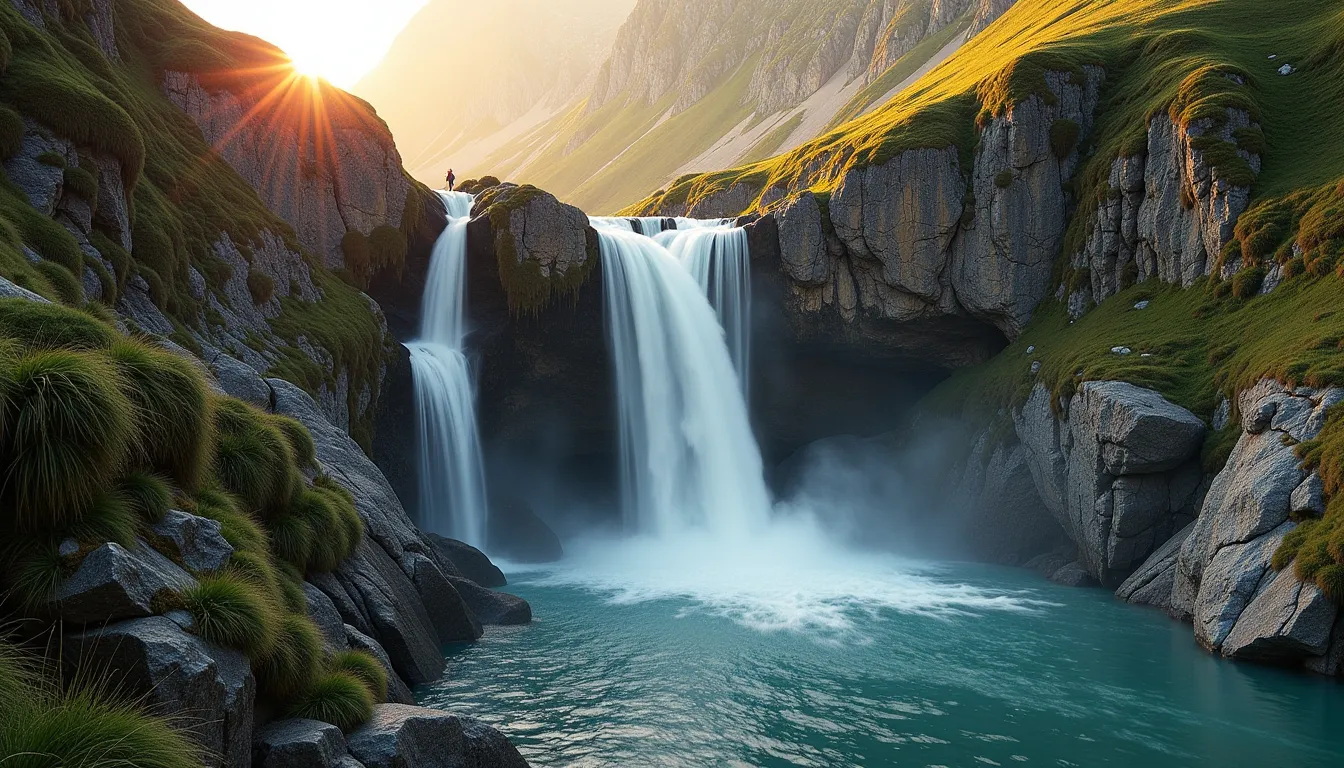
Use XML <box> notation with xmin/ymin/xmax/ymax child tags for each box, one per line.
<box><xmin>629</xmin><ymin>0</ymin><xmax>1344</xmax><ymax>215</ymax></box>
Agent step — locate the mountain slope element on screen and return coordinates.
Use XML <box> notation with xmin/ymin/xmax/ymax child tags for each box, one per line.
<box><xmin>353</xmin><ymin>0</ymin><xmax>636</xmax><ymax>187</ymax></box>
<box><xmin>371</xmin><ymin>0</ymin><xmax>1016</xmax><ymax>213</ymax></box>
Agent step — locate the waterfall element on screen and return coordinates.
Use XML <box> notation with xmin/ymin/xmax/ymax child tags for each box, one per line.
<box><xmin>407</xmin><ymin>190</ymin><xmax>488</xmax><ymax>547</ymax></box>
<box><xmin>659</xmin><ymin>225</ymin><xmax>751</xmax><ymax>393</ymax></box>
<box><xmin>596</xmin><ymin>227</ymin><xmax>771</xmax><ymax>537</ymax></box>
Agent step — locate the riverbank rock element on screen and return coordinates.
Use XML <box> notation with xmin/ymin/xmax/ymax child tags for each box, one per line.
<box><xmin>1173</xmin><ymin>381</ymin><xmax>1344</xmax><ymax>663</ymax></box>
<box><xmin>65</xmin><ymin>616</ymin><xmax>255</xmax><ymax>768</ymax></box>
<box><xmin>1014</xmin><ymin>382</ymin><xmax>1205</xmax><ymax>586</ymax></box>
<box><xmin>448</xmin><ymin>575</ymin><xmax>533</xmax><ymax>626</ymax></box>
<box><xmin>52</xmin><ymin>541</ymin><xmax>195</xmax><ymax>625</ymax></box>
<box><xmin>428</xmin><ymin>534</ymin><xmax>508</xmax><ymax>588</ymax></box>
<box><xmin>347</xmin><ymin>705</ymin><xmax>530</xmax><ymax>768</ymax></box>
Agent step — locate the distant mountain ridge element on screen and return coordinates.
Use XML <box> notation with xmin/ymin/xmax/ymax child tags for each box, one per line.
<box><xmin>356</xmin><ymin>0</ymin><xmax>1016</xmax><ymax>212</ymax></box>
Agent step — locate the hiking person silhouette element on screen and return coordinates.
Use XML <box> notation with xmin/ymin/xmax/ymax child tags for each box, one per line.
<box><xmin>446</xmin><ymin>168</ymin><xmax>456</xmax><ymax>192</ymax></box>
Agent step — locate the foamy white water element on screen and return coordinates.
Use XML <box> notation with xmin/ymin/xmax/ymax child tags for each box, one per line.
<box><xmin>531</xmin><ymin>515</ymin><xmax>1054</xmax><ymax>638</ymax></box>
<box><xmin>597</xmin><ymin>227</ymin><xmax>770</xmax><ymax>538</ymax></box>
<box><xmin>408</xmin><ymin>191</ymin><xmax>488</xmax><ymax>547</ymax></box>
<box><xmin>660</xmin><ymin>224</ymin><xmax>752</xmax><ymax>390</ymax></box>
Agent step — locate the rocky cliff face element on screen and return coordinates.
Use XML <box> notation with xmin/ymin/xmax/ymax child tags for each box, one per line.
<box><xmin>162</xmin><ymin>72</ymin><xmax>413</xmax><ymax>271</ymax></box>
<box><xmin>729</xmin><ymin>67</ymin><xmax>1099</xmax><ymax>372</ymax></box>
<box><xmin>1071</xmin><ymin>108</ymin><xmax>1261</xmax><ymax>309</ymax></box>
<box><xmin>932</xmin><ymin>374</ymin><xmax>1344</xmax><ymax>676</ymax></box>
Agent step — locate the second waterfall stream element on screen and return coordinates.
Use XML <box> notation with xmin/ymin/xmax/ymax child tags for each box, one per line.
<box><xmin>408</xmin><ymin>190</ymin><xmax>489</xmax><ymax>547</ymax></box>
<box><xmin>591</xmin><ymin>218</ymin><xmax>767</xmax><ymax>538</ymax></box>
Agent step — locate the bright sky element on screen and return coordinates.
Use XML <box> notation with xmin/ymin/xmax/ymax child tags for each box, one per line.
<box><xmin>179</xmin><ymin>0</ymin><xmax>428</xmax><ymax>87</ymax></box>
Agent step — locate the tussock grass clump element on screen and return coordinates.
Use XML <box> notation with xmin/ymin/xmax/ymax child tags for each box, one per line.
<box><xmin>2</xmin><ymin>537</ymin><xmax>68</xmax><ymax>611</ymax></box>
<box><xmin>68</xmin><ymin>488</ymin><xmax>139</xmax><ymax>548</ymax></box>
<box><xmin>182</xmin><ymin>573</ymin><xmax>279</xmax><ymax>658</ymax></box>
<box><xmin>247</xmin><ymin>271</ymin><xmax>274</xmax><ymax>305</ymax></box>
<box><xmin>119</xmin><ymin>471</ymin><xmax>172</xmax><ymax>524</ymax></box>
<box><xmin>268</xmin><ymin>508</ymin><xmax>315</xmax><ymax>571</ymax></box>
<box><xmin>330</xmin><ymin>649</ymin><xmax>388</xmax><ymax>702</ymax></box>
<box><xmin>0</xmin><ymin>298</ymin><xmax>117</xmax><ymax>350</ymax></box>
<box><xmin>0</xmin><ymin>640</ymin><xmax>201</xmax><ymax>768</ymax></box>
<box><xmin>109</xmin><ymin>338</ymin><xmax>213</xmax><ymax>489</ymax></box>
<box><xmin>193</xmin><ymin>487</ymin><xmax>268</xmax><ymax>552</ymax></box>
<box><xmin>212</xmin><ymin>398</ymin><xmax>299</xmax><ymax>516</ymax></box>
<box><xmin>34</xmin><ymin>260</ymin><xmax>84</xmax><ymax>305</ymax></box>
<box><xmin>0</xmin><ymin>103</ymin><xmax>24</xmax><ymax>160</ymax></box>
<box><xmin>285</xmin><ymin>670</ymin><xmax>375</xmax><ymax>732</ymax></box>
<box><xmin>0</xmin><ymin>348</ymin><xmax>134</xmax><ymax>532</ymax></box>
<box><xmin>274</xmin><ymin>414</ymin><xmax>317</xmax><ymax>468</ymax></box>
<box><xmin>255</xmin><ymin>613</ymin><xmax>323</xmax><ymax>700</ymax></box>
<box><xmin>62</xmin><ymin>165</ymin><xmax>99</xmax><ymax>202</ymax></box>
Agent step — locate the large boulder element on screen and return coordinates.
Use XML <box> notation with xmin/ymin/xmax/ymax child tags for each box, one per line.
<box><xmin>1115</xmin><ymin>521</ymin><xmax>1194</xmax><ymax>613</ymax></box>
<box><xmin>427</xmin><ymin>534</ymin><xmax>507</xmax><ymax>588</ymax></box>
<box><xmin>447</xmin><ymin>576</ymin><xmax>532</xmax><ymax>626</ymax></box>
<box><xmin>346</xmin><ymin>704</ymin><xmax>529</xmax><ymax>768</ymax></box>
<box><xmin>65</xmin><ymin>616</ymin><xmax>255</xmax><ymax>768</ymax></box>
<box><xmin>1014</xmin><ymin>382</ymin><xmax>1205</xmax><ymax>585</ymax></box>
<box><xmin>150</xmin><ymin>509</ymin><xmax>234</xmax><ymax>572</ymax></box>
<box><xmin>52</xmin><ymin>541</ymin><xmax>195</xmax><ymax>625</ymax></box>
<box><xmin>1173</xmin><ymin>381</ymin><xmax>1344</xmax><ymax>665</ymax></box>
<box><xmin>254</xmin><ymin>719</ymin><xmax>356</xmax><ymax>768</ymax></box>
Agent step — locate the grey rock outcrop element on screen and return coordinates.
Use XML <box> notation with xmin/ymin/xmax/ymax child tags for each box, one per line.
<box><xmin>1075</xmin><ymin>109</ymin><xmax>1261</xmax><ymax>305</ymax></box>
<box><xmin>151</xmin><ymin>509</ymin><xmax>234</xmax><ymax>572</ymax></box>
<box><xmin>469</xmin><ymin>184</ymin><xmax>597</xmax><ymax>311</ymax></box>
<box><xmin>65</xmin><ymin>616</ymin><xmax>255</xmax><ymax>768</ymax></box>
<box><xmin>347</xmin><ymin>704</ymin><xmax>530</xmax><ymax>768</ymax></box>
<box><xmin>346</xmin><ymin>625</ymin><xmax>416</xmax><ymax>705</ymax></box>
<box><xmin>428</xmin><ymin>534</ymin><xmax>507</xmax><ymax>588</ymax></box>
<box><xmin>1173</xmin><ymin>381</ymin><xmax>1344</xmax><ymax>661</ymax></box>
<box><xmin>968</xmin><ymin>0</ymin><xmax>1018</xmax><ymax>36</ymax></box>
<box><xmin>954</xmin><ymin>67</ymin><xmax>1102</xmax><ymax>337</ymax></box>
<box><xmin>1116</xmin><ymin>521</ymin><xmax>1193</xmax><ymax>612</ymax></box>
<box><xmin>1048</xmin><ymin>561</ymin><xmax>1096</xmax><ymax>587</ymax></box>
<box><xmin>1014</xmin><ymin>381</ymin><xmax>1205</xmax><ymax>586</ymax></box>
<box><xmin>52</xmin><ymin>541</ymin><xmax>195</xmax><ymax>624</ymax></box>
<box><xmin>267</xmin><ymin>377</ymin><xmax>482</xmax><ymax>682</ymax></box>
<box><xmin>254</xmin><ymin>719</ymin><xmax>360</xmax><ymax>768</ymax></box>
<box><xmin>945</xmin><ymin>425</ymin><xmax>1070</xmax><ymax>564</ymax></box>
<box><xmin>447</xmin><ymin>576</ymin><xmax>533</xmax><ymax>626</ymax></box>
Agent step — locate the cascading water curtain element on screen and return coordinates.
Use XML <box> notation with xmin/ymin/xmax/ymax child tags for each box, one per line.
<box><xmin>662</xmin><ymin>226</ymin><xmax>752</xmax><ymax>397</ymax></box>
<box><xmin>596</xmin><ymin>226</ymin><xmax>771</xmax><ymax>538</ymax></box>
<box><xmin>406</xmin><ymin>191</ymin><xmax>490</xmax><ymax>548</ymax></box>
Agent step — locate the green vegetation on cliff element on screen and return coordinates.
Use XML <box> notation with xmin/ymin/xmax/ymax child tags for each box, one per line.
<box><xmin>0</xmin><ymin>299</ymin><xmax>381</xmax><ymax>732</ymax></box>
<box><xmin>630</xmin><ymin>0</ymin><xmax>1344</xmax><ymax>217</ymax></box>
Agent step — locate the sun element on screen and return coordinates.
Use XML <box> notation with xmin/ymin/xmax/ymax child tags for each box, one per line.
<box><xmin>286</xmin><ymin>49</ymin><xmax>336</xmax><ymax>84</ymax></box>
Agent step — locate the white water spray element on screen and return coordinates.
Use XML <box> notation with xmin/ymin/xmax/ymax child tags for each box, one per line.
<box><xmin>407</xmin><ymin>191</ymin><xmax>488</xmax><ymax>547</ymax></box>
<box><xmin>597</xmin><ymin>227</ymin><xmax>771</xmax><ymax>537</ymax></box>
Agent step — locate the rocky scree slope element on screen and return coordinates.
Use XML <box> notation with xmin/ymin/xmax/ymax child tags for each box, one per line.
<box><xmin>0</xmin><ymin>1</ymin><xmax>532</xmax><ymax>765</ymax></box>
<box><xmin>466</xmin><ymin>0</ymin><xmax>1017</xmax><ymax>214</ymax></box>
<box><xmin>638</xmin><ymin>0</ymin><xmax>1344</xmax><ymax>675</ymax></box>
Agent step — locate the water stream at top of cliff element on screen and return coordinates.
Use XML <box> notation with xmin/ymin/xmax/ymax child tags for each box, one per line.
<box><xmin>407</xmin><ymin>190</ymin><xmax>488</xmax><ymax>548</ymax></box>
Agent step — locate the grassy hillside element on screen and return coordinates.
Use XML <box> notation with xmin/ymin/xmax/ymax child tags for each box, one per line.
<box><xmin>0</xmin><ymin>0</ymin><xmax>400</xmax><ymax>446</ymax></box>
<box><xmin>631</xmin><ymin>0</ymin><xmax>1344</xmax><ymax>215</ymax></box>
